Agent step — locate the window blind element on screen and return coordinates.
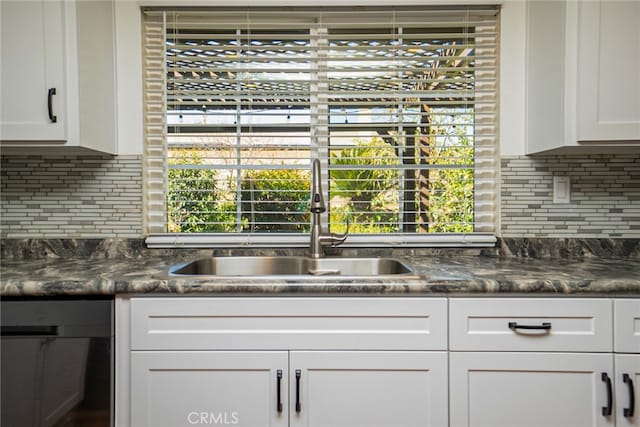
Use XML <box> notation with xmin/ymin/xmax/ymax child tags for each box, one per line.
<box><xmin>143</xmin><ymin>7</ymin><xmax>499</xmax><ymax>246</ymax></box>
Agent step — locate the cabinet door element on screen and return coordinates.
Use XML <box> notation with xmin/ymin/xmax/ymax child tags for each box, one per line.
<box><xmin>617</xmin><ymin>355</ymin><xmax>640</xmax><ymax>427</ymax></box>
<box><xmin>450</xmin><ymin>352</ymin><xmax>614</xmax><ymax>427</ymax></box>
<box><xmin>131</xmin><ymin>351</ymin><xmax>288</xmax><ymax>427</ymax></box>
<box><xmin>290</xmin><ymin>351</ymin><xmax>447</xmax><ymax>427</ymax></box>
<box><xmin>0</xmin><ymin>1</ymin><xmax>67</xmax><ymax>141</ymax></box>
<box><xmin>577</xmin><ymin>0</ymin><xmax>640</xmax><ymax>141</ymax></box>
<box><xmin>615</xmin><ymin>299</ymin><xmax>640</xmax><ymax>353</ymax></box>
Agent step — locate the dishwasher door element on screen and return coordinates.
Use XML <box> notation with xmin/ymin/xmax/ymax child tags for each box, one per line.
<box><xmin>1</xmin><ymin>297</ymin><xmax>113</xmax><ymax>427</ymax></box>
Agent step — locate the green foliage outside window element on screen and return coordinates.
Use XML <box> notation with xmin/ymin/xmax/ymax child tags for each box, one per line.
<box><xmin>427</xmin><ymin>144</ymin><xmax>474</xmax><ymax>233</ymax></box>
<box><xmin>329</xmin><ymin>138</ymin><xmax>399</xmax><ymax>233</ymax></box>
<box><xmin>240</xmin><ymin>169</ymin><xmax>311</xmax><ymax>232</ymax></box>
<box><xmin>426</xmin><ymin>118</ymin><xmax>474</xmax><ymax>233</ymax></box>
<box><xmin>167</xmin><ymin>124</ymin><xmax>474</xmax><ymax>234</ymax></box>
<box><xmin>167</xmin><ymin>151</ymin><xmax>236</xmax><ymax>233</ymax></box>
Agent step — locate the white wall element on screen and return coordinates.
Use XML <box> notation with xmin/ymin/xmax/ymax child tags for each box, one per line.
<box><xmin>113</xmin><ymin>0</ymin><xmax>528</xmax><ymax>156</ymax></box>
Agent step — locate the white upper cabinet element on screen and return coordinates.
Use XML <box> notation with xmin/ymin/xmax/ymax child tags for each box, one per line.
<box><xmin>577</xmin><ymin>1</ymin><xmax>640</xmax><ymax>143</ymax></box>
<box><xmin>0</xmin><ymin>0</ymin><xmax>117</xmax><ymax>154</ymax></box>
<box><xmin>0</xmin><ymin>1</ymin><xmax>70</xmax><ymax>141</ymax></box>
<box><xmin>526</xmin><ymin>0</ymin><xmax>640</xmax><ymax>154</ymax></box>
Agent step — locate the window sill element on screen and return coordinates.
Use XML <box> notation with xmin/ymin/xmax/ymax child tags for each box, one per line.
<box><xmin>145</xmin><ymin>233</ymin><xmax>497</xmax><ymax>248</ymax></box>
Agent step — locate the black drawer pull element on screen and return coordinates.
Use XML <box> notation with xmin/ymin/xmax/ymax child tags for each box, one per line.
<box><xmin>276</xmin><ymin>369</ymin><xmax>283</xmax><ymax>413</ymax></box>
<box><xmin>295</xmin><ymin>369</ymin><xmax>301</xmax><ymax>413</ymax></box>
<box><xmin>602</xmin><ymin>372</ymin><xmax>613</xmax><ymax>416</ymax></box>
<box><xmin>48</xmin><ymin>88</ymin><xmax>57</xmax><ymax>123</ymax></box>
<box><xmin>508</xmin><ymin>321</ymin><xmax>551</xmax><ymax>331</ymax></box>
<box><xmin>623</xmin><ymin>373</ymin><xmax>635</xmax><ymax>418</ymax></box>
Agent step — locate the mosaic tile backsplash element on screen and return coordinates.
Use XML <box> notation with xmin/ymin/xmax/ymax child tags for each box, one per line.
<box><xmin>501</xmin><ymin>155</ymin><xmax>640</xmax><ymax>238</ymax></box>
<box><xmin>1</xmin><ymin>155</ymin><xmax>142</xmax><ymax>238</ymax></box>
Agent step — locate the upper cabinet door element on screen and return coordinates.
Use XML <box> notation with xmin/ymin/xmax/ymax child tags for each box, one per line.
<box><xmin>577</xmin><ymin>1</ymin><xmax>640</xmax><ymax>142</ymax></box>
<box><xmin>0</xmin><ymin>1</ymin><xmax>68</xmax><ymax>141</ymax></box>
<box><xmin>526</xmin><ymin>0</ymin><xmax>640</xmax><ymax>153</ymax></box>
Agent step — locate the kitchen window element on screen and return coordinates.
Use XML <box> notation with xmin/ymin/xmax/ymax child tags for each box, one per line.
<box><xmin>143</xmin><ymin>7</ymin><xmax>499</xmax><ymax>247</ymax></box>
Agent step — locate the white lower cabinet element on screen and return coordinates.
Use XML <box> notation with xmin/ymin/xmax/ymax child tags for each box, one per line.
<box><xmin>131</xmin><ymin>351</ymin><xmax>288</xmax><ymax>427</ymax></box>
<box><xmin>615</xmin><ymin>299</ymin><xmax>640</xmax><ymax>427</ymax></box>
<box><xmin>119</xmin><ymin>296</ymin><xmax>638</xmax><ymax>427</ymax></box>
<box><xmin>121</xmin><ymin>297</ymin><xmax>448</xmax><ymax>427</ymax></box>
<box><xmin>449</xmin><ymin>297</ymin><xmax>639</xmax><ymax>427</ymax></box>
<box><xmin>616</xmin><ymin>355</ymin><xmax>639</xmax><ymax>427</ymax></box>
<box><xmin>290</xmin><ymin>351</ymin><xmax>447</xmax><ymax>427</ymax></box>
<box><xmin>615</xmin><ymin>300</ymin><xmax>640</xmax><ymax>354</ymax></box>
<box><xmin>129</xmin><ymin>350</ymin><xmax>447</xmax><ymax>427</ymax></box>
<box><xmin>449</xmin><ymin>298</ymin><xmax>616</xmax><ymax>427</ymax></box>
<box><xmin>449</xmin><ymin>352</ymin><xmax>614</xmax><ymax>427</ymax></box>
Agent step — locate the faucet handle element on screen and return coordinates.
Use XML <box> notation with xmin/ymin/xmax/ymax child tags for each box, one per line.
<box><xmin>329</xmin><ymin>217</ymin><xmax>350</xmax><ymax>247</ymax></box>
<box><xmin>313</xmin><ymin>217</ymin><xmax>349</xmax><ymax>257</ymax></box>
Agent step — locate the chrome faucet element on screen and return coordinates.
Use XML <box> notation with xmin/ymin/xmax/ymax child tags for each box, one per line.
<box><xmin>309</xmin><ymin>159</ymin><xmax>348</xmax><ymax>258</ymax></box>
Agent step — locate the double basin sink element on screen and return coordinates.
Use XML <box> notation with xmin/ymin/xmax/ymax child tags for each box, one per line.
<box><xmin>169</xmin><ymin>256</ymin><xmax>417</xmax><ymax>280</ymax></box>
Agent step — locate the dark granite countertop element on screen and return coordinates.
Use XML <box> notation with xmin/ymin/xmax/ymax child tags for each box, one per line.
<box><xmin>1</xmin><ymin>254</ymin><xmax>639</xmax><ymax>296</ymax></box>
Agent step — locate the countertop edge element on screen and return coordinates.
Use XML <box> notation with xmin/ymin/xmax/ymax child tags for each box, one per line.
<box><xmin>2</xmin><ymin>255</ymin><xmax>640</xmax><ymax>296</ymax></box>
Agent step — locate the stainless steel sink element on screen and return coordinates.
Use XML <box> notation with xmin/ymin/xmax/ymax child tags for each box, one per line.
<box><xmin>304</xmin><ymin>257</ymin><xmax>414</xmax><ymax>276</ymax></box>
<box><xmin>168</xmin><ymin>256</ymin><xmax>416</xmax><ymax>278</ymax></box>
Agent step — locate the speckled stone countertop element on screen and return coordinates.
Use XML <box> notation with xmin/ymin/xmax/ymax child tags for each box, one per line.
<box><xmin>2</xmin><ymin>254</ymin><xmax>639</xmax><ymax>296</ymax></box>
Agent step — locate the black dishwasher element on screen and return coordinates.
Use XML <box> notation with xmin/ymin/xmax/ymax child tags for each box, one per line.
<box><xmin>1</xmin><ymin>297</ymin><xmax>113</xmax><ymax>427</ymax></box>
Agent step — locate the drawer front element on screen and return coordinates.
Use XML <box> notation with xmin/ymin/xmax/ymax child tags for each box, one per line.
<box><xmin>130</xmin><ymin>297</ymin><xmax>447</xmax><ymax>351</ymax></box>
<box><xmin>615</xmin><ymin>299</ymin><xmax>640</xmax><ymax>353</ymax></box>
<box><xmin>450</xmin><ymin>298</ymin><xmax>612</xmax><ymax>352</ymax></box>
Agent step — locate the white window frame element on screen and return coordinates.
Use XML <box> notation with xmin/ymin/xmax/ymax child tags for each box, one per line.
<box><xmin>142</xmin><ymin>6</ymin><xmax>499</xmax><ymax>248</ymax></box>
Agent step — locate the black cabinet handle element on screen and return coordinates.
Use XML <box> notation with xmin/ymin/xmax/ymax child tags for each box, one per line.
<box><xmin>295</xmin><ymin>369</ymin><xmax>301</xmax><ymax>413</ymax></box>
<box><xmin>276</xmin><ymin>370</ymin><xmax>283</xmax><ymax>413</ymax></box>
<box><xmin>602</xmin><ymin>372</ymin><xmax>613</xmax><ymax>416</ymax></box>
<box><xmin>47</xmin><ymin>88</ymin><xmax>57</xmax><ymax>123</ymax></box>
<box><xmin>508</xmin><ymin>321</ymin><xmax>551</xmax><ymax>331</ymax></box>
<box><xmin>624</xmin><ymin>373</ymin><xmax>635</xmax><ymax>418</ymax></box>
